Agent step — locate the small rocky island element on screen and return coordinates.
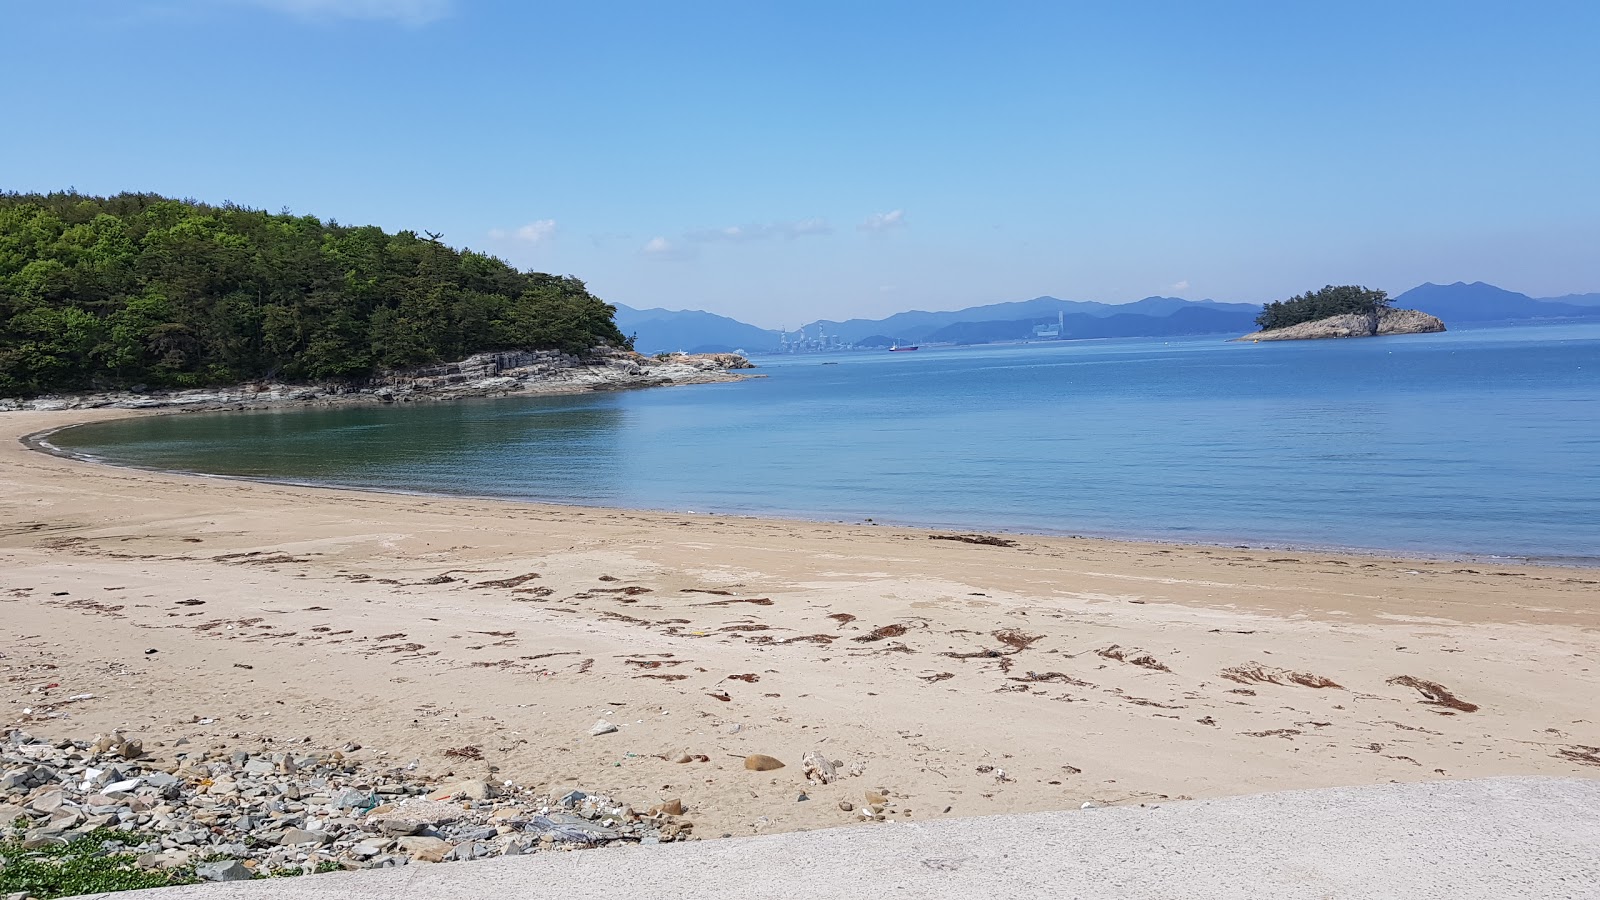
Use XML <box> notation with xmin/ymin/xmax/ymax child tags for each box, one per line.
<box><xmin>1236</xmin><ymin>307</ymin><xmax>1445</xmax><ymax>342</ymax></box>
<box><xmin>1235</xmin><ymin>284</ymin><xmax>1446</xmax><ymax>342</ymax></box>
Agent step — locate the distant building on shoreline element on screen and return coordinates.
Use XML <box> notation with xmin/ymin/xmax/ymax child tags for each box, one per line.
<box><xmin>1032</xmin><ymin>311</ymin><xmax>1066</xmax><ymax>339</ymax></box>
<box><xmin>777</xmin><ymin>326</ymin><xmax>848</xmax><ymax>353</ymax></box>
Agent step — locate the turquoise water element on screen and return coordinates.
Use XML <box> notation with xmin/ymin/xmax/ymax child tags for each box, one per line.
<box><xmin>48</xmin><ymin>323</ymin><xmax>1600</xmax><ymax>563</ymax></box>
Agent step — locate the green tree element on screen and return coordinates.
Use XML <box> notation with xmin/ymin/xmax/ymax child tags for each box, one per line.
<box><xmin>0</xmin><ymin>191</ymin><xmax>632</xmax><ymax>395</ymax></box>
<box><xmin>1256</xmin><ymin>285</ymin><xmax>1391</xmax><ymax>331</ymax></box>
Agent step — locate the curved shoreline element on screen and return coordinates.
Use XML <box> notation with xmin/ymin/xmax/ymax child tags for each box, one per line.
<box><xmin>26</xmin><ymin>410</ymin><xmax>1593</xmax><ymax>569</ymax></box>
<box><xmin>3</xmin><ymin>406</ymin><xmax>1598</xmax><ymax>846</ymax></box>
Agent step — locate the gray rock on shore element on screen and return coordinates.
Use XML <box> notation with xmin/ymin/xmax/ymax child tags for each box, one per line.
<box><xmin>0</xmin><ymin>727</ymin><xmax>694</xmax><ymax>881</ymax></box>
<box><xmin>0</xmin><ymin>348</ymin><xmax>756</xmax><ymax>413</ymax></box>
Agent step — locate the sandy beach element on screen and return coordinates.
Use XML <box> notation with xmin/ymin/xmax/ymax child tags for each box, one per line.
<box><xmin>3</xmin><ymin>408</ymin><xmax>1597</xmax><ymax>840</ymax></box>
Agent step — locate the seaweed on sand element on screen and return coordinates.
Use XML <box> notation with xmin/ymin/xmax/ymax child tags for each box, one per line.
<box><xmin>1557</xmin><ymin>746</ymin><xmax>1600</xmax><ymax>767</ymax></box>
<box><xmin>992</xmin><ymin>629</ymin><xmax>1042</xmax><ymax>650</ymax></box>
<box><xmin>1008</xmin><ymin>671</ymin><xmax>1092</xmax><ymax>686</ymax></box>
<box><xmin>929</xmin><ymin>534</ymin><xmax>1020</xmax><ymax>548</ymax></box>
<box><xmin>1387</xmin><ymin>675</ymin><xmax>1478</xmax><ymax>712</ymax></box>
<box><xmin>853</xmin><ymin>624</ymin><xmax>908</xmax><ymax>642</ymax></box>
<box><xmin>1097</xmin><ymin>645</ymin><xmax>1171</xmax><ymax>672</ymax></box>
<box><xmin>1221</xmin><ymin>662</ymin><xmax>1341</xmax><ymax>689</ymax></box>
<box><xmin>475</xmin><ymin>573</ymin><xmax>541</xmax><ymax>589</ymax></box>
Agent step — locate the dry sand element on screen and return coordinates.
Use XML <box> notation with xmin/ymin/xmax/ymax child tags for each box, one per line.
<box><xmin>3</xmin><ymin>408</ymin><xmax>1598</xmax><ymax>839</ymax></box>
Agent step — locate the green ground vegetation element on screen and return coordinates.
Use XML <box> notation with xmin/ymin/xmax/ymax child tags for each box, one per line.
<box><xmin>0</xmin><ymin>823</ymin><xmax>197</xmax><ymax>898</ymax></box>
<box><xmin>0</xmin><ymin>820</ymin><xmax>346</xmax><ymax>897</ymax></box>
<box><xmin>0</xmin><ymin>191</ymin><xmax>631</xmax><ymax>396</ymax></box>
<box><xmin>1255</xmin><ymin>285</ymin><xmax>1391</xmax><ymax>331</ymax></box>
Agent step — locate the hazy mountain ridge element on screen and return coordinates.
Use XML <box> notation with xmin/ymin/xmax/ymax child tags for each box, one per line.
<box><xmin>1394</xmin><ymin>282</ymin><xmax>1600</xmax><ymax>321</ymax></box>
<box><xmin>1535</xmin><ymin>293</ymin><xmax>1600</xmax><ymax>307</ymax></box>
<box><xmin>798</xmin><ymin>296</ymin><xmax>1259</xmax><ymax>344</ymax></box>
<box><xmin>924</xmin><ymin>306</ymin><xmax>1259</xmax><ymax>344</ymax></box>
<box><xmin>612</xmin><ymin>304</ymin><xmax>781</xmax><ymax>354</ymax></box>
<box><xmin>617</xmin><ymin>282</ymin><xmax>1598</xmax><ymax>353</ymax></box>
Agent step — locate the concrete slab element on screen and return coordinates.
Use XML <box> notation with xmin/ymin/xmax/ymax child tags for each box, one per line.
<box><xmin>90</xmin><ymin>777</ymin><xmax>1600</xmax><ymax>899</ymax></box>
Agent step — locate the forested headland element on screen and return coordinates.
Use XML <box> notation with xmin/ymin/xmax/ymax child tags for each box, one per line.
<box><xmin>1254</xmin><ymin>285</ymin><xmax>1391</xmax><ymax>331</ymax></box>
<box><xmin>0</xmin><ymin>192</ymin><xmax>631</xmax><ymax>396</ymax></box>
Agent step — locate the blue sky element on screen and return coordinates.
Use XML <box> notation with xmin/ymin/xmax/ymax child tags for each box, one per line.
<box><xmin>4</xmin><ymin>1</ymin><xmax>1597</xmax><ymax>327</ymax></box>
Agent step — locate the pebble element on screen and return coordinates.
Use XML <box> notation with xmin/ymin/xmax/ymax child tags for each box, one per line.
<box><xmin>278</xmin><ymin>827</ymin><xmax>330</xmax><ymax>846</ymax></box>
<box><xmin>28</xmin><ymin>789</ymin><xmax>65</xmax><ymax>814</ymax></box>
<box><xmin>196</xmin><ymin>859</ymin><xmax>253</xmax><ymax>882</ymax></box>
<box><xmin>396</xmin><ymin>835</ymin><xmax>453</xmax><ymax>862</ymax></box>
<box><xmin>589</xmin><ymin>720</ymin><xmax>619</xmax><ymax>736</ymax></box>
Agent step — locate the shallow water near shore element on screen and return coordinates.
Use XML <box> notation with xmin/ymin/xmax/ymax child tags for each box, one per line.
<box><xmin>48</xmin><ymin>322</ymin><xmax>1600</xmax><ymax>563</ymax></box>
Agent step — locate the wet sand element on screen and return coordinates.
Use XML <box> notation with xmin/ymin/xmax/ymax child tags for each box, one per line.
<box><xmin>3</xmin><ymin>409</ymin><xmax>1597</xmax><ymax>838</ymax></box>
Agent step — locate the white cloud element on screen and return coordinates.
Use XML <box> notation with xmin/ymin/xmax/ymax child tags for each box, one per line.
<box><xmin>685</xmin><ymin>218</ymin><xmax>833</xmax><ymax>243</ymax></box>
<box><xmin>859</xmin><ymin>209</ymin><xmax>906</xmax><ymax>232</ymax></box>
<box><xmin>1171</xmin><ymin>279</ymin><xmax>1190</xmax><ymax>292</ymax></box>
<box><xmin>641</xmin><ymin>236</ymin><xmax>693</xmax><ymax>260</ymax></box>
<box><xmin>239</xmin><ymin>0</ymin><xmax>452</xmax><ymax>25</ymax></box>
<box><xmin>489</xmin><ymin>219</ymin><xmax>557</xmax><ymax>245</ymax></box>
<box><xmin>785</xmin><ymin>217</ymin><xmax>833</xmax><ymax>238</ymax></box>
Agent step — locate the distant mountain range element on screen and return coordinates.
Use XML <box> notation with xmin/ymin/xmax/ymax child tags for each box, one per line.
<box><xmin>794</xmin><ymin>295</ymin><xmax>1261</xmax><ymax>345</ymax></box>
<box><xmin>1395</xmin><ymin>282</ymin><xmax>1600</xmax><ymax>321</ymax></box>
<box><xmin>611</xmin><ymin>304</ymin><xmax>780</xmax><ymax>354</ymax></box>
<box><xmin>1538</xmin><ymin>292</ymin><xmax>1600</xmax><ymax>307</ymax></box>
<box><xmin>616</xmin><ymin>282</ymin><xmax>1599</xmax><ymax>353</ymax></box>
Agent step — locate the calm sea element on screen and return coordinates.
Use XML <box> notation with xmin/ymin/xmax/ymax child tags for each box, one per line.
<box><xmin>47</xmin><ymin>323</ymin><xmax>1600</xmax><ymax>564</ymax></box>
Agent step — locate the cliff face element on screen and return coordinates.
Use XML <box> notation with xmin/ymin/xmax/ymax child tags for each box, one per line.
<box><xmin>1237</xmin><ymin>307</ymin><xmax>1446</xmax><ymax>342</ymax></box>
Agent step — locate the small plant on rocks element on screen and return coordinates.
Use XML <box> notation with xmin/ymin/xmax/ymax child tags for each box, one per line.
<box><xmin>0</xmin><ymin>827</ymin><xmax>198</xmax><ymax>899</ymax></box>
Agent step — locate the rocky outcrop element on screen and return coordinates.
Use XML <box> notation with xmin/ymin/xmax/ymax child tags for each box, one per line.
<box><xmin>0</xmin><ymin>348</ymin><xmax>757</xmax><ymax>413</ymax></box>
<box><xmin>1236</xmin><ymin>308</ymin><xmax>1446</xmax><ymax>342</ymax></box>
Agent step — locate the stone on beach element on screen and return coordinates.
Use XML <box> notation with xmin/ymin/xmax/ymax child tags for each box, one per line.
<box><xmin>196</xmin><ymin>859</ymin><xmax>254</xmax><ymax>882</ymax></box>
<box><xmin>370</xmin><ymin>798</ymin><xmax>467</xmax><ymax>830</ymax></box>
<box><xmin>802</xmin><ymin>750</ymin><xmax>839</xmax><ymax>784</ymax></box>
<box><xmin>744</xmin><ymin>754</ymin><xmax>786</xmax><ymax>772</ymax></box>
<box><xmin>279</xmin><ymin>827</ymin><xmax>332</xmax><ymax>846</ymax></box>
<box><xmin>396</xmin><ymin>835</ymin><xmax>454</xmax><ymax>862</ymax></box>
